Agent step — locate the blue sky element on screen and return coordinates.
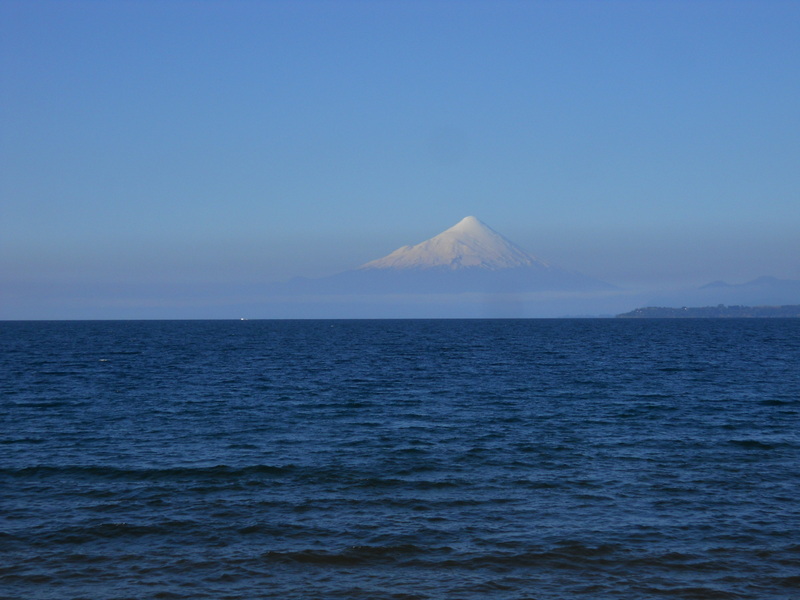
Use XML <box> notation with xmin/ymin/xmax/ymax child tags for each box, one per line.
<box><xmin>2</xmin><ymin>0</ymin><xmax>799</xmax><ymax>318</ymax></box>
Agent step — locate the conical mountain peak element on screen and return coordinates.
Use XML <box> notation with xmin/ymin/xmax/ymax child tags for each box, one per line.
<box><xmin>450</xmin><ymin>215</ymin><xmax>483</xmax><ymax>231</ymax></box>
<box><xmin>359</xmin><ymin>216</ymin><xmax>550</xmax><ymax>271</ymax></box>
<box><xmin>270</xmin><ymin>216</ymin><xmax>614</xmax><ymax>296</ymax></box>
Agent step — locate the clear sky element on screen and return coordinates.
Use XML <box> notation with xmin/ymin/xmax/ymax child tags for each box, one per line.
<box><xmin>2</xmin><ymin>0</ymin><xmax>799</xmax><ymax>318</ymax></box>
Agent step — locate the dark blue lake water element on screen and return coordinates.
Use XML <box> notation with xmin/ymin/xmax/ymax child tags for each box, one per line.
<box><xmin>2</xmin><ymin>319</ymin><xmax>799</xmax><ymax>599</ymax></box>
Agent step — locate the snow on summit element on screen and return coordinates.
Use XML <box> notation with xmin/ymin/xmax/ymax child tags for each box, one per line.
<box><xmin>359</xmin><ymin>216</ymin><xmax>551</xmax><ymax>271</ymax></box>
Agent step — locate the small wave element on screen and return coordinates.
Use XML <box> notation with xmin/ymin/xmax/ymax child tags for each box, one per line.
<box><xmin>760</xmin><ymin>398</ymin><xmax>796</xmax><ymax>406</ymax></box>
<box><xmin>263</xmin><ymin>544</ymin><xmax>425</xmax><ymax>566</ymax></box>
<box><xmin>728</xmin><ymin>439</ymin><xmax>778</xmax><ymax>450</ymax></box>
<box><xmin>350</xmin><ymin>476</ymin><xmax>466</xmax><ymax>490</ymax></box>
<box><xmin>0</xmin><ymin>437</ymin><xmax>45</xmax><ymax>445</ymax></box>
<box><xmin>776</xmin><ymin>575</ymin><xmax>800</xmax><ymax>587</ymax></box>
<box><xmin>43</xmin><ymin>520</ymin><xmax>200</xmax><ymax>544</ymax></box>
<box><xmin>552</xmin><ymin>541</ymin><xmax>620</xmax><ymax>558</ymax></box>
<box><xmin>638</xmin><ymin>585</ymin><xmax>742</xmax><ymax>599</ymax></box>
<box><xmin>0</xmin><ymin>572</ymin><xmax>55</xmax><ymax>585</ymax></box>
<box><xmin>452</xmin><ymin>579</ymin><xmax>514</xmax><ymax>593</ymax></box>
<box><xmin>401</xmin><ymin>543</ymin><xmax>623</xmax><ymax>571</ymax></box>
<box><xmin>628</xmin><ymin>551</ymin><xmax>729</xmax><ymax>571</ymax></box>
<box><xmin>1</xmin><ymin>463</ymin><xmax>295</xmax><ymax>481</ymax></box>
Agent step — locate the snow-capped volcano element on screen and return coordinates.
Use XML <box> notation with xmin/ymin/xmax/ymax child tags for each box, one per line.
<box><xmin>271</xmin><ymin>216</ymin><xmax>614</xmax><ymax>296</ymax></box>
<box><xmin>359</xmin><ymin>216</ymin><xmax>551</xmax><ymax>271</ymax></box>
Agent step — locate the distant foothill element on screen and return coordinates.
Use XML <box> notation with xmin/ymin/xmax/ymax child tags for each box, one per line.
<box><xmin>617</xmin><ymin>305</ymin><xmax>800</xmax><ymax>318</ymax></box>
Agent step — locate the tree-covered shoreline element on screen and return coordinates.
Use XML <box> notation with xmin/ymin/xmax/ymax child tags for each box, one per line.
<box><xmin>617</xmin><ymin>305</ymin><xmax>800</xmax><ymax>318</ymax></box>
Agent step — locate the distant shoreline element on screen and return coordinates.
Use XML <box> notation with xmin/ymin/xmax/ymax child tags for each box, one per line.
<box><xmin>617</xmin><ymin>305</ymin><xmax>800</xmax><ymax>318</ymax></box>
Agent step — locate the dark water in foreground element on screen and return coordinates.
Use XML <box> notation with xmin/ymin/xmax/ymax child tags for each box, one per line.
<box><xmin>1</xmin><ymin>319</ymin><xmax>799</xmax><ymax>600</ymax></box>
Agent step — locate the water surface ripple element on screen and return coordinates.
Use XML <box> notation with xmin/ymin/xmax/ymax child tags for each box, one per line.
<box><xmin>1</xmin><ymin>319</ymin><xmax>799</xmax><ymax>599</ymax></box>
